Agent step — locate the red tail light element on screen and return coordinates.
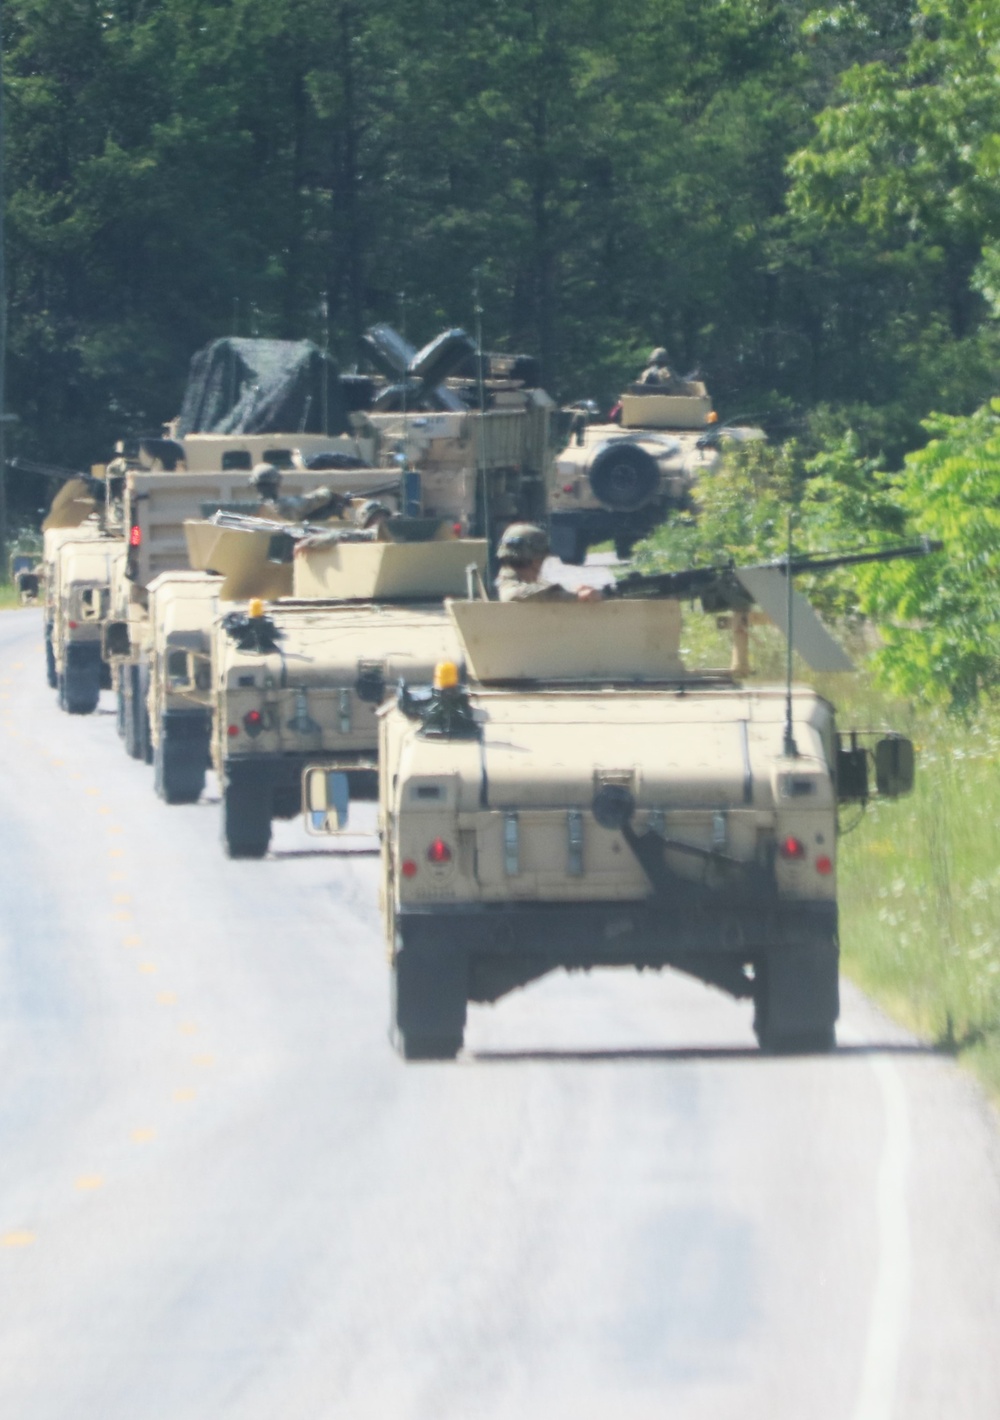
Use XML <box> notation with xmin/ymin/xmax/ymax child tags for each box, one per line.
<box><xmin>227</xmin><ymin>723</ymin><xmax>239</xmax><ymax>738</ymax></box>
<box><xmin>562</xmin><ymin>483</ymin><xmax>575</xmax><ymax>494</ymax></box>
<box><xmin>68</xmin><ymin>620</ymin><xmax>78</xmax><ymax>630</ymax></box>
<box><xmin>816</xmin><ymin>855</ymin><xmax>833</xmax><ymax>876</ymax></box>
<box><xmin>243</xmin><ymin>709</ymin><xmax>263</xmax><ymax>737</ymax></box>
<box><xmin>427</xmin><ymin>838</ymin><xmax>452</xmax><ymax>864</ymax></box>
<box><xmin>452</xmin><ymin>522</ymin><xmax>462</xmax><ymax>536</ymax></box>
<box><xmin>129</xmin><ymin>524</ymin><xmax>142</xmax><ymax>547</ymax></box>
<box><xmin>401</xmin><ymin>859</ymin><xmax>418</xmax><ymax>878</ymax></box>
<box><xmin>779</xmin><ymin>835</ymin><xmax>806</xmax><ymax>860</ymax></box>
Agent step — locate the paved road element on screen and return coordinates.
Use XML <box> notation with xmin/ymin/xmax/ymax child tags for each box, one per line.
<box><xmin>1</xmin><ymin>606</ymin><xmax>1000</xmax><ymax>1419</ymax></box>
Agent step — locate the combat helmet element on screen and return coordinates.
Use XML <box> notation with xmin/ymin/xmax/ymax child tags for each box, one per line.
<box><xmin>496</xmin><ymin>522</ymin><xmax>550</xmax><ymax>566</ymax></box>
<box><xmin>355</xmin><ymin>499</ymin><xmax>393</xmax><ymax>529</ymax></box>
<box><xmin>249</xmin><ymin>463</ymin><xmax>282</xmax><ymax>502</ymax></box>
<box><xmin>647</xmin><ymin>347</ymin><xmax>670</xmax><ymax>367</ymax></box>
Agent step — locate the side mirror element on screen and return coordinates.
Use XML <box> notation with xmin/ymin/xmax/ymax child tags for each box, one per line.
<box><xmin>875</xmin><ymin>736</ymin><xmax>915</xmax><ymax>798</ymax></box>
<box><xmin>103</xmin><ymin>620</ymin><xmax>131</xmax><ymax>658</ymax></box>
<box><xmin>303</xmin><ymin>765</ymin><xmax>351</xmax><ymax>833</ymax></box>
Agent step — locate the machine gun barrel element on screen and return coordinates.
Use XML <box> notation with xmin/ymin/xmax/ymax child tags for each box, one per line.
<box><xmin>9</xmin><ymin>456</ymin><xmax>95</xmax><ymax>485</ymax></box>
<box><xmin>608</xmin><ymin>538</ymin><xmax>942</xmax><ymax>604</ymax></box>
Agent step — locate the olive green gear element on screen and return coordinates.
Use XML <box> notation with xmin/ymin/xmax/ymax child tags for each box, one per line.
<box><xmin>496</xmin><ymin>522</ymin><xmax>550</xmax><ymax>565</ymax></box>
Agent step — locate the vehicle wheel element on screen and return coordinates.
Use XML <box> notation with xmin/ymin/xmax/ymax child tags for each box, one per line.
<box><xmin>99</xmin><ymin>658</ymin><xmax>112</xmax><ymax>691</ymax></box>
<box><xmin>123</xmin><ymin>666</ymin><xmax>140</xmax><ymax>758</ymax></box>
<box><xmin>391</xmin><ymin>920</ymin><xmax>467</xmax><ymax>1061</ymax></box>
<box><xmin>221</xmin><ymin>762</ymin><xmax>272</xmax><ymax>858</ymax></box>
<box><xmin>61</xmin><ymin>646</ymin><xmax>101</xmax><ymax>715</ymax></box>
<box><xmin>154</xmin><ymin>717</ymin><xmax>208</xmax><ymax>805</ymax></box>
<box><xmin>45</xmin><ymin>628</ymin><xmax>57</xmax><ymax>689</ymax></box>
<box><xmin>56</xmin><ymin>671</ymin><xmax>66</xmax><ymax>711</ymax></box>
<box><xmin>588</xmin><ymin>442</ymin><xmax>658</xmax><ymax>511</ymax></box>
<box><xmin>614</xmin><ymin>535</ymin><xmax>635</xmax><ymax>561</ymax></box>
<box><xmin>139</xmin><ymin>661</ymin><xmax>153</xmax><ymax>764</ymax></box>
<box><xmin>753</xmin><ymin>938</ymin><xmax>839</xmax><ymax>1054</ymax></box>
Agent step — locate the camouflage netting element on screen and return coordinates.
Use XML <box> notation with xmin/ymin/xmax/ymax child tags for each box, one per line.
<box><xmin>175</xmin><ymin>338</ymin><xmax>349</xmax><ymax>436</ymax></box>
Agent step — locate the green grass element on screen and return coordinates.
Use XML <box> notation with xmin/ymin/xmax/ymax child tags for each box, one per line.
<box><xmin>0</xmin><ymin>581</ymin><xmax>25</xmax><ymax>610</ymax></box>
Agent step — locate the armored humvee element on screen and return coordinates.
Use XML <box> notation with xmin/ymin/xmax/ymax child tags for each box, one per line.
<box><xmin>43</xmin><ymin>522</ymin><xmax>117</xmax><ymax>713</ymax></box>
<box><xmin>358</xmin><ymin>557</ymin><xmax>922</xmax><ymax>1059</ymax></box>
<box><xmin>102</xmin><ymin>438</ymin><xmax>399</xmax><ymax>764</ymax></box>
<box><xmin>549</xmin><ymin>385</ymin><xmax>763</xmax><ymax>565</ymax></box>
<box><xmin>192</xmin><ymin>522</ymin><xmax>488</xmax><ymax>857</ymax></box>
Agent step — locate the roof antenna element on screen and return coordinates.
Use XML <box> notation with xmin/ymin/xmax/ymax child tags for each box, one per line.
<box><xmin>397</xmin><ymin>289</ymin><xmax>412</xmax><ymax>503</ymax></box>
<box><xmin>473</xmin><ymin>272</ymin><xmax>493</xmax><ymax>585</ymax></box>
<box><xmin>783</xmin><ymin>509</ymin><xmax>799</xmax><ymax>759</ymax></box>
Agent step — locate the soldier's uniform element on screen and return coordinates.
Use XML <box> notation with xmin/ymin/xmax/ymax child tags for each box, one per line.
<box><xmin>495</xmin><ymin>566</ymin><xmax>575</xmax><ymax>602</ymax></box>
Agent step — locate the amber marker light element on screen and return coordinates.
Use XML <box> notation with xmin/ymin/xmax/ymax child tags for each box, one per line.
<box><xmin>433</xmin><ymin>660</ymin><xmax>460</xmax><ymax>691</ymax></box>
<box><xmin>248</xmin><ymin>597</ymin><xmax>265</xmax><ymax>619</ymax></box>
<box><xmin>707</xmin><ymin>410</ymin><xmax>719</xmax><ymax>424</ymax></box>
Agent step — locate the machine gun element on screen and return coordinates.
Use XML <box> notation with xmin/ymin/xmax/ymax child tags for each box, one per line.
<box><xmin>607</xmin><ymin>538</ymin><xmax>943</xmax><ymax>673</ymax></box>
<box><xmin>10</xmin><ymin>456</ymin><xmax>107</xmax><ymax>500</ymax></box>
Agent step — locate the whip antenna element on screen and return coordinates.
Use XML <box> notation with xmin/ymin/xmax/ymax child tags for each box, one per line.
<box><xmin>783</xmin><ymin>510</ymin><xmax>799</xmax><ymax>758</ymax></box>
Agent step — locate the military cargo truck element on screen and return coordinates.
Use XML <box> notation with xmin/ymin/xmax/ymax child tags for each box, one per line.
<box><xmin>200</xmin><ymin>528</ymin><xmax>487</xmax><ymax>858</ymax></box>
<box><xmin>361</xmin><ymin>568</ymin><xmax>920</xmax><ymax>1059</ymax></box>
<box><xmin>549</xmin><ymin>385</ymin><xmax>763</xmax><ymax>564</ymax></box>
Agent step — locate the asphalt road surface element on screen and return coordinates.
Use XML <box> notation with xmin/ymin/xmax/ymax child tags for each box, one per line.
<box><xmin>2</xmin><ymin>605</ymin><xmax>1000</xmax><ymax>1420</ymax></box>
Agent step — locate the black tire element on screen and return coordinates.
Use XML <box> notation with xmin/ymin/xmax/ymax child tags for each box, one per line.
<box><xmin>154</xmin><ymin>713</ymin><xmax>209</xmax><ymax>805</ymax></box>
<box><xmin>588</xmin><ymin>442</ymin><xmax>659</xmax><ymax>511</ymax></box>
<box><xmin>753</xmin><ymin>938</ymin><xmax>839</xmax><ymax>1054</ymax></box>
<box><xmin>614</xmin><ymin>535</ymin><xmax>635</xmax><ymax>561</ymax></box>
<box><xmin>221</xmin><ymin>761</ymin><xmax>272</xmax><ymax>858</ymax></box>
<box><xmin>99</xmin><ymin>658</ymin><xmax>112</xmax><ymax>691</ymax></box>
<box><xmin>61</xmin><ymin>644</ymin><xmax>101</xmax><ymax>715</ymax></box>
<box><xmin>123</xmin><ymin>665</ymin><xmax>144</xmax><ymax>759</ymax></box>
<box><xmin>44</xmin><ymin>627</ymin><xmax>57</xmax><ymax>689</ymax></box>
<box><xmin>391</xmin><ymin>920</ymin><xmax>467</xmax><ymax>1061</ymax></box>
<box><xmin>138</xmin><ymin>661</ymin><xmax>153</xmax><ymax>764</ymax></box>
<box><xmin>548</xmin><ymin>521</ymin><xmax>589</xmax><ymax>567</ymax></box>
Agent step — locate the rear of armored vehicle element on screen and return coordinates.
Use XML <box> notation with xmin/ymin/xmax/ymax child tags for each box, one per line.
<box><xmin>378</xmin><ymin>600</ymin><xmax>851</xmax><ymax>1059</ymax></box>
<box><xmin>365</xmin><ymin>391</ymin><xmax>553</xmax><ymax>535</ymax></box>
<box><xmin>105</xmin><ymin>465</ymin><xmax>389</xmax><ymax>763</ymax></box>
<box><xmin>549</xmin><ymin>387</ymin><xmax>763</xmax><ymax>564</ymax></box>
<box><xmin>146</xmin><ymin>572</ymin><xmax>222</xmax><ymax>803</ymax></box>
<box><xmin>50</xmin><ymin>530</ymin><xmax>116</xmax><ymax>714</ymax></box>
<box><xmin>213</xmin><ymin>601</ymin><xmax>465</xmax><ymax>858</ymax></box>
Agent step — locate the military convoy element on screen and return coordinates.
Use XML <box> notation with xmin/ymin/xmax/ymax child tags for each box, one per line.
<box><xmin>549</xmin><ymin>381</ymin><xmax>763</xmax><ymax>565</ymax></box>
<box><xmin>19</xmin><ymin>331</ymin><xmax>936</xmax><ymax>1061</ymax></box>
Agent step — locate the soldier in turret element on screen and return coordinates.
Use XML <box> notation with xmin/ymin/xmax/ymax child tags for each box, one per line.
<box><xmin>638</xmin><ymin>347</ymin><xmax>686</xmax><ymax>392</ymax></box>
<box><xmin>494</xmin><ymin>523</ymin><xmax>603</xmax><ymax>602</ymax></box>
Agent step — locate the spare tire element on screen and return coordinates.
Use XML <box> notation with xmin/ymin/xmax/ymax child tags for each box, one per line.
<box><xmin>588</xmin><ymin>442</ymin><xmax>659</xmax><ymax>510</ymax></box>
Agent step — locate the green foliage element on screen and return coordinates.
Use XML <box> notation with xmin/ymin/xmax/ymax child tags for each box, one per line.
<box><xmin>840</xmin><ymin>693</ymin><xmax>1000</xmax><ymax>1098</ymax></box>
<box><xmin>852</xmin><ymin>401</ymin><xmax>1000</xmax><ymax>709</ymax></box>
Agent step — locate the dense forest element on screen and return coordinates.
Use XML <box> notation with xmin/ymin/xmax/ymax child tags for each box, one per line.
<box><xmin>4</xmin><ymin>0</ymin><xmax>1000</xmax><ymax>511</ymax></box>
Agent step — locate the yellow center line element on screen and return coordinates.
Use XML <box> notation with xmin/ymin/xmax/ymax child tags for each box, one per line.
<box><xmin>193</xmin><ymin>1054</ymin><xmax>216</xmax><ymax>1069</ymax></box>
<box><xmin>112</xmin><ymin>894</ymin><xmax>131</xmax><ymax>905</ymax></box>
<box><xmin>1</xmin><ymin>1230</ymin><xmax>36</xmax><ymax>1248</ymax></box>
<box><xmin>157</xmin><ymin>991</ymin><xmax>177</xmax><ymax>1006</ymax></box>
<box><xmin>138</xmin><ymin>962</ymin><xmax>157</xmax><ymax>974</ymax></box>
<box><xmin>97</xmin><ymin>806</ymin><xmax>112</xmax><ymax>815</ymax></box>
<box><xmin>178</xmin><ymin>1022</ymin><xmax>198</xmax><ymax>1035</ymax></box>
<box><xmin>74</xmin><ymin>1175</ymin><xmax>104</xmax><ymax>1192</ymax></box>
<box><xmin>108</xmin><ymin>848</ymin><xmax>124</xmax><ymax>858</ymax></box>
<box><xmin>122</xmin><ymin>935</ymin><xmax>141</xmax><ymax>949</ymax></box>
<box><xmin>131</xmin><ymin>1129</ymin><xmax>156</xmax><ymax>1144</ymax></box>
<box><xmin>172</xmin><ymin>1088</ymin><xmax>196</xmax><ymax>1104</ymax></box>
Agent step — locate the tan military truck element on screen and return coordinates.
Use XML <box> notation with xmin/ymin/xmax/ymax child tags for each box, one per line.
<box><xmin>549</xmin><ymin>385</ymin><xmax>763</xmax><ymax>564</ymax></box>
<box><xmin>199</xmin><ymin>527</ymin><xmax>487</xmax><ymax>857</ymax></box>
<box><xmin>44</xmin><ymin>523</ymin><xmax>117</xmax><ymax>714</ymax></box>
<box><xmin>144</xmin><ymin>570</ymin><xmax>223</xmax><ymax>802</ymax></box>
<box><xmin>358</xmin><ymin>545</ymin><xmax>933</xmax><ymax>1059</ymax></box>
<box><xmin>103</xmin><ymin>444</ymin><xmax>398</xmax><ymax>764</ymax></box>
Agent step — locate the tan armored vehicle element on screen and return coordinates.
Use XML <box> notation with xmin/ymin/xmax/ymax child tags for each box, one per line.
<box><xmin>190</xmin><ymin>520</ymin><xmax>487</xmax><ymax>857</ymax></box>
<box><xmin>549</xmin><ymin>384</ymin><xmax>763</xmax><ymax>564</ymax></box>
<box><xmin>359</xmin><ymin>324</ymin><xmax>553</xmax><ymax>538</ymax></box>
<box><xmin>144</xmin><ymin>570</ymin><xmax>222</xmax><ymax>802</ymax></box>
<box><xmin>43</xmin><ymin>521</ymin><xmax>117</xmax><ymax>714</ymax></box>
<box><xmin>349</xmin><ymin>543</ymin><xmax>935</xmax><ymax>1059</ymax></box>
<box><xmin>9</xmin><ymin>547</ymin><xmax>42</xmax><ymax>604</ymax></box>
<box><xmin>102</xmin><ymin>441</ymin><xmax>398</xmax><ymax>764</ymax></box>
